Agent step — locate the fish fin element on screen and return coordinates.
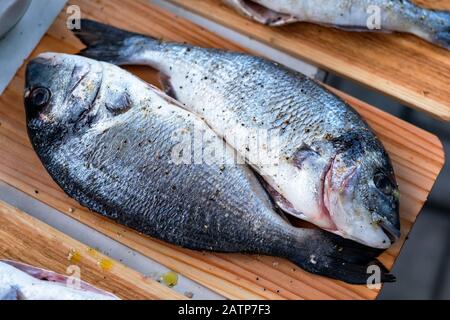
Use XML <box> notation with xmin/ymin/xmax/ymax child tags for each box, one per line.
<box><xmin>224</xmin><ymin>0</ymin><xmax>297</xmax><ymax>26</ymax></box>
<box><xmin>274</xmin><ymin>207</ymin><xmax>294</xmax><ymax>225</ymax></box>
<box><xmin>287</xmin><ymin>230</ymin><xmax>395</xmax><ymax>284</ymax></box>
<box><xmin>260</xmin><ymin>177</ymin><xmax>304</xmax><ymax>219</ymax></box>
<box><xmin>250</xmin><ymin>166</ymin><xmax>302</xmax><ymax>222</ymax></box>
<box><xmin>73</xmin><ymin>19</ymin><xmax>154</xmax><ymax>64</ymax></box>
<box><xmin>158</xmin><ymin>72</ymin><xmax>178</xmax><ymax>100</ymax></box>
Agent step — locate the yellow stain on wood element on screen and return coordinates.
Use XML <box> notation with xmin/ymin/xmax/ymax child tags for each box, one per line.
<box><xmin>0</xmin><ymin>201</ymin><xmax>185</xmax><ymax>300</ymax></box>
<box><xmin>67</xmin><ymin>249</ymin><xmax>82</xmax><ymax>264</ymax></box>
<box><xmin>162</xmin><ymin>271</ymin><xmax>179</xmax><ymax>288</ymax></box>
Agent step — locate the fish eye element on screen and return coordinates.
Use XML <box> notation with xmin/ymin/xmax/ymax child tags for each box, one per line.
<box><xmin>30</xmin><ymin>87</ymin><xmax>51</xmax><ymax>108</ymax></box>
<box><xmin>373</xmin><ymin>171</ymin><xmax>394</xmax><ymax>195</ymax></box>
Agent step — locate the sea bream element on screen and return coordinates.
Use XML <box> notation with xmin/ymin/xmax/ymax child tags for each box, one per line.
<box><xmin>24</xmin><ymin>52</ymin><xmax>393</xmax><ymax>284</ymax></box>
<box><xmin>223</xmin><ymin>0</ymin><xmax>450</xmax><ymax>50</ymax></box>
<box><xmin>0</xmin><ymin>260</ymin><xmax>118</xmax><ymax>300</ymax></box>
<box><xmin>73</xmin><ymin>20</ymin><xmax>401</xmax><ymax>249</ymax></box>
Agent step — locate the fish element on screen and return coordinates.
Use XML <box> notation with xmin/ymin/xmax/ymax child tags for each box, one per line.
<box><xmin>24</xmin><ymin>52</ymin><xmax>394</xmax><ymax>284</ymax></box>
<box><xmin>223</xmin><ymin>0</ymin><xmax>450</xmax><ymax>50</ymax></box>
<box><xmin>72</xmin><ymin>20</ymin><xmax>401</xmax><ymax>249</ymax></box>
<box><xmin>0</xmin><ymin>260</ymin><xmax>118</xmax><ymax>300</ymax></box>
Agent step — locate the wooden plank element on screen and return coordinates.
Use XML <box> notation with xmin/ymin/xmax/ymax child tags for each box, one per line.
<box><xmin>0</xmin><ymin>0</ymin><xmax>445</xmax><ymax>300</ymax></box>
<box><xmin>0</xmin><ymin>201</ymin><xmax>185</xmax><ymax>300</ymax></box>
<box><xmin>169</xmin><ymin>0</ymin><xmax>450</xmax><ymax>121</ymax></box>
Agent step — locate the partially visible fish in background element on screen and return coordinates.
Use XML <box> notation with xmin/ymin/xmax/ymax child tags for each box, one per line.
<box><xmin>0</xmin><ymin>260</ymin><xmax>119</xmax><ymax>300</ymax></box>
<box><xmin>24</xmin><ymin>52</ymin><xmax>394</xmax><ymax>284</ymax></box>
<box><xmin>72</xmin><ymin>20</ymin><xmax>401</xmax><ymax>249</ymax></box>
<box><xmin>223</xmin><ymin>0</ymin><xmax>450</xmax><ymax>50</ymax></box>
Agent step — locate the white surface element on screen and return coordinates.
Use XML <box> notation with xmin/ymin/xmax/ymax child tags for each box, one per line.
<box><xmin>0</xmin><ymin>182</ymin><xmax>223</xmax><ymax>300</ymax></box>
<box><xmin>0</xmin><ymin>0</ymin><xmax>31</xmax><ymax>38</ymax></box>
<box><xmin>151</xmin><ymin>0</ymin><xmax>319</xmax><ymax>78</ymax></box>
<box><xmin>0</xmin><ymin>0</ymin><xmax>67</xmax><ymax>95</ymax></box>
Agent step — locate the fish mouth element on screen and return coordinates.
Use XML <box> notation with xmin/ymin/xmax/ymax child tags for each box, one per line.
<box><xmin>323</xmin><ymin>157</ymin><xmax>395</xmax><ymax>248</ymax></box>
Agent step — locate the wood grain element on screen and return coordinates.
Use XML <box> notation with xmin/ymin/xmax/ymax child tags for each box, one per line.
<box><xmin>0</xmin><ymin>0</ymin><xmax>445</xmax><ymax>300</ymax></box>
<box><xmin>0</xmin><ymin>201</ymin><xmax>185</xmax><ymax>300</ymax></box>
<box><xmin>169</xmin><ymin>0</ymin><xmax>450</xmax><ymax>121</ymax></box>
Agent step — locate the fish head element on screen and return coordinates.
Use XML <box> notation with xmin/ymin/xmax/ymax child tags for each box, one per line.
<box><xmin>324</xmin><ymin>132</ymin><xmax>400</xmax><ymax>249</ymax></box>
<box><xmin>24</xmin><ymin>52</ymin><xmax>103</xmax><ymax>144</ymax></box>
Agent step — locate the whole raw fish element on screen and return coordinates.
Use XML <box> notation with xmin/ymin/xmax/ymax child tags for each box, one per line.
<box><xmin>24</xmin><ymin>52</ymin><xmax>393</xmax><ymax>284</ymax></box>
<box><xmin>223</xmin><ymin>0</ymin><xmax>450</xmax><ymax>49</ymax></box>
<box><xmin>0</xmin><ymin>260</ymin><xmax>118</xmax><ymax>300</ymax></box>
<box><xmin>73</xmin><ymin>20</ymin><xmax>401</xmax><ymax>249</ymax></box>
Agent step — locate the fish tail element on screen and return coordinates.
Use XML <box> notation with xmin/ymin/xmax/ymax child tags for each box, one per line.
<box><xmin>284</xmin><ymin>229</ymin><xmax>395</xmax><ymax>284</ymax></box>
<box><xmin>72</xmin><ymin>19</ymin><xmax>156</xmax><ymax>64</ymax></box>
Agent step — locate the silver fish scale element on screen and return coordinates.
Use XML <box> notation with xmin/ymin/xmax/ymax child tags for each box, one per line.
<box><xmin>43</xmin><ymin>97</ymin><xmax>288</xmax><ymax>251</ymax></box>
<box><xmin>148</xmin><ymin>45</ymin><xmax>367</xmax><ymax>157</ymax></box>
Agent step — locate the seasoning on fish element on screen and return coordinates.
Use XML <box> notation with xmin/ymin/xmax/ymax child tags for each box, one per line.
<box><xmin>223</xmin><ymin>0</ymin><xmax>450</xmax><ymax>50</ymax></box>
<box><xmin>24</xmin><ymin>52</ymin><xmax>394</xmax><ymax>284</ymax></box>
<box><xmin>73</xmin><ymin>20</ymin><xmax>401</xmax><ymax>249</ymax></box>
<box><xmin>0</xmin><ymin>260</ymin><xmax>118</xmax><ymax>300</ymax></box>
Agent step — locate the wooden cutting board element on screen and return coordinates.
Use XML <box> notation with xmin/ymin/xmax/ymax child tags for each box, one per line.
<box><xmin>169</xmin><ymin>0</ymin><xmax>450</xmax><ymax>121</ymax></box>
<box><xmin>0</xmin><ymin>201</ymin><xmax>184</xmax><ymax>300</ymax></box>
<box><xmin>0</xmin><ymin>0</ymin><xmax>445</xmax><ymax>299</ymax></box>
